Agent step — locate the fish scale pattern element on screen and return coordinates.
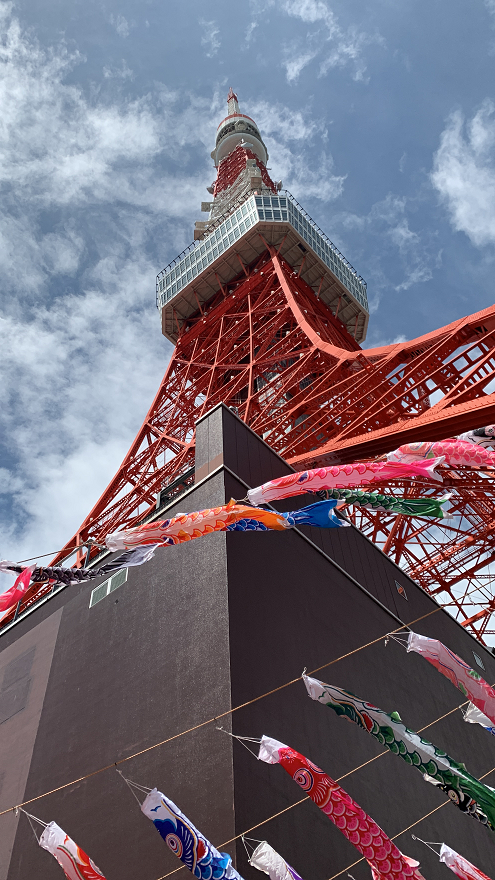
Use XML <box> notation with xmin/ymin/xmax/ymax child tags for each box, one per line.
<box><xmin>278</xmin><ymin>747</ymin><xmax>421</xmax><ymax>880</ymax></box>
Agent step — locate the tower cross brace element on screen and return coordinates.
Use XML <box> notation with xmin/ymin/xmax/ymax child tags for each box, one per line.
<box><xmin>16</xmin><ymin>91</ymin><xmax>495</xmax><ymax>645</ymax></box>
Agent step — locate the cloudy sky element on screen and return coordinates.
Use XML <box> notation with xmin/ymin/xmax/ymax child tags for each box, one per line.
<box><xmin>1</xmin><ymin>0</ymin><xmax>495</xmax><ymax>576</ymax></box>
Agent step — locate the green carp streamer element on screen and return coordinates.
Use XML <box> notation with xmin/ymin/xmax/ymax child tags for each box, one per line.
<box><xmin>304</xmin><ymin>675</ymin><xmax>495</xmax><ymax>834</ymax></box>
<box><xmin>321</xmin><ymin>488</ymin><xmax>450</xmax><ymax>518</ymax></box>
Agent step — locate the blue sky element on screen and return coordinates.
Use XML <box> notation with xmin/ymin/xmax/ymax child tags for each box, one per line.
<box><xmin>1</xmin><ymin>0</ymin><xmax>495</xmax><ymax>570</ymax></box>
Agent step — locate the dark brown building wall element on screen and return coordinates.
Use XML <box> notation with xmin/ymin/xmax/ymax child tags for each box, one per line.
<box><xmin>0</xmin><ymin>404</ymin><xmax>494</xmax><ymax>880</ymax></box>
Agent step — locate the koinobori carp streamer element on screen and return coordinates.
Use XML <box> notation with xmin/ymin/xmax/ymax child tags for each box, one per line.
<box><xmin>105</xmin><ymin>498</ymin><xmax>346</xmax><ymax>551</ymax></box>
<box><xmin>406</xmin><ymin>632</ymin><xmax>495</xmax><ymax>728</ymax></box>
<box><xmin>39</xmin><ymin>822</ymin><xmax>106</xmax><ymax>880</ymax></box>
<box><xmin>319</xmin><ymin>487</ymin><xmax>451</xmax><ymax>518</ymax></box>
<box><xmin>247</xmin><ymin>458</ymin><xmax>443</xmax><ymax>506</ymax></box>
<box><xmin>303</xmin><ymin>674</ymin><xmax>495</xmax><ymax>834</ymax></box>
<box><xmin>141</xmin><ymin>788</ymin><xmax>244</xmax><ymax>880</ymax></box>
<box><xmin>248</xmin><ymin>841</ymin><xmax>304</xmax><ymax>880</ymax></box>
<box><xmin>257</xmin><ymin>736</ymin><xmax>425</xmax><ymax>880</ymax></box>
<box><xmin>387</xmin><ymin>439</ymin><xmax>495</xmax><ymax>468</ymax></box>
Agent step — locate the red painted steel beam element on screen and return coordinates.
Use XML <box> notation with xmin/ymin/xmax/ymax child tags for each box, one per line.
<box><xmin>288</xmin><ymin>394</ymin><xmax>495</xmax><ymax>467</ymax></box>
<box><xmin>34</xmin><ymin>246</ymin><xmax>495</xmax><ymax>645</ymax></box>
<box><xmin>50</xmin><ymin>256</ymin><xmax>495</xmax><ymax>565</ymax></box>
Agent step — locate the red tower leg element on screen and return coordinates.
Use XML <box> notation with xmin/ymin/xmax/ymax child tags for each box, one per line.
<box><xmin>32</xmin><ymin>91</ymin><xmax>495</xmax><ymax>644</ymax></box>
<box><xmin>41</xmin><ymin>243</ymin><xmax>495</xmax><ymax>643</ymax></box>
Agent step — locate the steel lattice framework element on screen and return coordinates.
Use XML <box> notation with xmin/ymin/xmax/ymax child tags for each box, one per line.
<box><xmin>46</xmin><ymin>240</ymin><xmax>495</xmax><ymax>643</ymax></box>
<box><xmin>347</xmin><ymin>471</ymin><xmax>495</xmax><ymax>643</ymax></box>
<box><xmin>34</xmin><ymin>89</ymin><xmax>495</xmax><ymax>644</ymax></box>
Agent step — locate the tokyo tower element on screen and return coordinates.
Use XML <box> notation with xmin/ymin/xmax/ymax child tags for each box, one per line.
<box><xmin>32</xmin><ymin>89</ymin><xmax>495</xmax><ymax>644</ymax></box>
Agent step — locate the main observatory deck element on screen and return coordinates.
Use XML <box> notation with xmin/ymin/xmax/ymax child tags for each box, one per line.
<box><xmin>157</xmin><ymin>192</ymin><xmax>369</xmax><ymax>344</ymax></box>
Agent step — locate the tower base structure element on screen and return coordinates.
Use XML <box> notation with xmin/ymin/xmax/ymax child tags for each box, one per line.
<box><xmin>42</xmin><ymin>230</ymin><xmax>495</xmax><ymax>642</ymax></box>
<box><xmin>1</xmin><ymin>405</ymin><xmax>495</xmax><ymax>879</ymax></box>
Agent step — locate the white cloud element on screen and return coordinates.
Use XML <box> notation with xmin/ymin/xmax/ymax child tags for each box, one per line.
<box><xmin>278</xmin><ymin>0</ymin><xmax>383</xmax><ymax>83</ymax></box>
<box><xmin>0</xmin><ymin>3</ymin><xmax>221</xmax><ymax>572</ymax></box>
<box><xmin>109</xmin><ymin>14</ymin><xmax>131</xmax><ymax>38</ymax></box>
<box><xmin>431</xmin><ymin>100</ymin><xmax>495</xmax><ymax>247</ymax></box>
<box><xmin>364</xmin><ymin>330</ymin><xmax>407</xmax><ymax>348</ymax></box>
<box><xmin>284</xmin><ymin>49</ymin><xmax>319</xmax><ymax>84</ymax></box>
<box><xmin>199</xmin><ymin>19</ymin><xmax>221</xmax><ymax>57</ymax></box>
<box><xmin>103</xmin><ymin>60</ymin><xmax>134</xmax><ymax>79</ymax></box>
<box><xmin>0</xmin><ymin>263</ymin><xmax>170</xmax><ymax>572</ymax></box>
<box><xmin>245</xmin><ymin>21</ymin><xmax>258</xmax><ymax>45</ymax></box>
<box><xmin>0</xmin><ymin>3</ymin><xmax>345</xmax><ymax>578</ymax></box>
<box><xmin>340</xmin><ymin>194</ymin><xmax>441</xmax><ymax>296</ymax></box>
<box><xmin>250</xmin><ymin>100</ymin><xmax>345</xmax><ymax>201</ymax></box>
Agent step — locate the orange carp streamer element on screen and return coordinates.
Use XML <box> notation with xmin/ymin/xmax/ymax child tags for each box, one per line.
<box><xmin>106</xmin><ymin>498</ymin><xmax>345</xmax><ymax>551</ymax></box>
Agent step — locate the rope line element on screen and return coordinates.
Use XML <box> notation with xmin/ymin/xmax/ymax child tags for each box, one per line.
<box><xmin>305</xmin><ymin>607</ymin><xmax>440</xmax><ymax>678</ymax></box>
<box><xmin>1</xmin><ymin>606</ymin><xmax>442</xmax><ymax>819</ymax></box>
<box><xmin>153</xmin><ymin>695</ymin><xmax>487</xmax><ymax>880</ymax></box>
<box><xmin>154</xmin><ymin>748</ymin><xmax>420</xmax><ymax>880</ymax></box>
<box><xmin>149</xmin><ymin>676</ymin><xmax>492</xmax><ymax>880</ymax></box>
<box><xmin>15</xmin><ymin>544</ymin><xmax>90</xmax><ymax>564</ymax></box>
<box><xmin>155</xmin><ymin>761</ymin><xmax>495</xmax><ymax>880</ymax></box>
<box><xmin>1</xmin><ymin>476</ymin><xmax>475</xmax><ymax>566</ymax></box>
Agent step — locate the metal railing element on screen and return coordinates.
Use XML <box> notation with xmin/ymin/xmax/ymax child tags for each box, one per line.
<box><xmin>155</xmin><ymin>189</ymin><xmax>256</xmax><ymax>305</ymax></box>
<box><xmin>286</xmin><ymin>192</ymin><xmax>366</xmax><ymax>287</ymax></box>
<box><xmin>156</xmin><ymin>190</ymin><xmax>367</xmax><ymax>310</ymax></box>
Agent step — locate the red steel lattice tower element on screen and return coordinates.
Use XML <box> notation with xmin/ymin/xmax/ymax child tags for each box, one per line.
<box><xmin>42</xmin><ymin>90</ymin><xmax>495</xmax><ymax>644</ymax></box>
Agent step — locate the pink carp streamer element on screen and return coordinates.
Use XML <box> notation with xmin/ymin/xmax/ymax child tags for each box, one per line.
<box><xmin>387</xmin><ymin>439</ymin><xmax>495</xmax><ymax>468</ymax></box>
<box><xmin>439</xmin><ymin>844</ymin><xmax>492</xmax><ymax>880</ymax></box>
<box><xmin>257</xmin><ymin>736</ymin><xmax>425</xmax><ymax>880</ymax></box>
<box><xmin>39</xmin><ymin>821</ymin><xmax>106</xmax><ymax>880</ymax></box>
<box><xmin>407</xmin><ymin>632</ymin><xmax>495</xmax><ymax>728</ymax></box>
<box><xmin>370</xmin><ymin>858</ymin><xmax>424</xmax><ymax>880</ymax></box>
<box><xmin>247</xmin><ymin>458</ymin><xmax>443</xmax><ymax>506</ymax></box>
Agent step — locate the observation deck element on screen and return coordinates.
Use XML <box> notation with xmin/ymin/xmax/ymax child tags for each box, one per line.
<box><xmin>157</xmin><ymin>191</ymin><xmax>369</xmax><ymax>345</ymax></box>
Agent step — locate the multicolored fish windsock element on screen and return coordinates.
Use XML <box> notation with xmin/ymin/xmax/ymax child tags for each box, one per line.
<box><xmin>0</xmin><ymin>500</ymin><xmax>345</xmax><ymax>601</ymax></box>
<box><xmin>106</xmin><ymin>499</ymin><xmax>346</xmax><ymax>551</ymax></box>
<box><xmin>248</xmin><ymin>841</ymin><xmax>303</xmax><ymax>880</ymax></box>
<box><xmin>406</xmin><ymin>632</ymin><xmax>495</xmax><ymax>728</ymax></box>
<box><xmin>320</xmin><ymin>488</ymin><xmax>451</xmax><ymax>519</ymax></box>
<box><xmin>257</xmin><ymin>736</ymin><xmax>424</xmax><ymax>880</ymax></box>
<box><xmin>439</xmin><ymin>843</ymin><xmax>492</xmax><ymax>880</ymax></box>
<box><xmin>46</xmin><ymin>544</ymin><xmax>155</xmax><ymax>587</ymax></box>
<box><xmin>386</xmin><ymin>439</ymin><xmax>495</xmax><ymax>469</ymax></box>
<box><xmin>303</xmin><ymin>674</ymin><xmax>495</xmax><ymax>833</ymax></box>
<box><xmin>141</xmin><ymin>788</ymin><xmax>243</xmax><ymax>880</ymax></box>
<box><xmin>39</xmin><ymin>822</ymin><xmax>105</xmax><ymax>880</ymax></box>
<box><xmin>464</xmin><ymin>702</ymin><xmax>495</xmax><ymax>736</ymax></box>
<box><xmin>247</xmin><ymin>459</ymin><xmax>443</xmax><ymax>506</ymax></box>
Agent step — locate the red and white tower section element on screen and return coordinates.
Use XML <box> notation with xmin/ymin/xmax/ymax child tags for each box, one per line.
<box><xmin>27</xmin><ymin>90</ymin><xmax>495</xmax><ymax>645</ymax></box>
<box><xmin>159</xmin><ymin>88</ymin><xmax>368</xmax><ymax>344</ymax></box>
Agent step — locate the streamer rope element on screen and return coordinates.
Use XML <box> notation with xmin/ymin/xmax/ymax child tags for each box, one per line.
<box><xmin>155</xmin><ymin>762</ymin><xmax>495</xmax><ymax>880</ymax></box>
<box><xmin>1</xmin><ymin>606</ymin><xmax>443</xmax><ymax>819</ymax></box>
